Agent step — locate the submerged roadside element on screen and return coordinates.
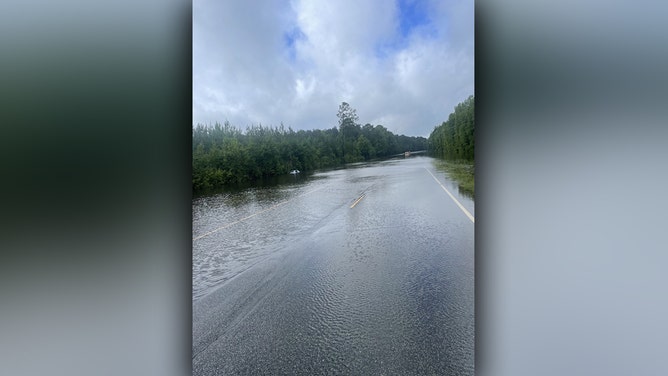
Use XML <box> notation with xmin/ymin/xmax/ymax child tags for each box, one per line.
<box><xmin>433</xmin><ymin>159</ymin><xmax>474</xmax><ymax>198</ymax></box>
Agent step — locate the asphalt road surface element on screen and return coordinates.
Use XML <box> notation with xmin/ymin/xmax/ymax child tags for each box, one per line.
<box><xmin>192</xmin><ymin>156</ymin><xmax>474</xmax><ymax>375</ymax></box>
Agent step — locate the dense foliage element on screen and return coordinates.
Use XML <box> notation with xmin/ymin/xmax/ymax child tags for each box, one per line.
<box><xmin>428</xmin><ymin>95</ymin><xmax>474</xmax><ymax>161</ymax></box>
<box><xmin>193</xmin><ymin>103</ymin><xmax>427</xmax><ymax>193</ymax></box>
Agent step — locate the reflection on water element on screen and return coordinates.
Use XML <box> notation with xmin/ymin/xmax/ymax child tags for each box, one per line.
<box><xmin>194</xmin><ymin>171</ymin><xmax>324</xmax><ymax>199</ymax></box>
<box><xmin>458</xmin><ymin>185</ymin><xmax>474</xmax><ymax>200</ymax></box>
<box><xmin>193</xmin><ymin>156</ymin><xmax>475</xmax><ymax>375</ymax></box>
<box><xmin>193</xmin><ymin>157</ymin><xmax>474</xmax><ymax>302</ymax></box>
<box><xmin>431</xmin><ymin>159</ymin><xmax>475</xmax><ymax>200</ymax></box>
<box><xmin>192</xmin><ymin>169</ymin><xmax>345</xmax><ymax>300</ymax></box>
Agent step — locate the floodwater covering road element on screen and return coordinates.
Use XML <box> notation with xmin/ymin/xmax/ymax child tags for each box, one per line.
<box><xmin>192</xmin><ymin>156</ymin><xmax>474</xmax><ymax>375</ymax></box>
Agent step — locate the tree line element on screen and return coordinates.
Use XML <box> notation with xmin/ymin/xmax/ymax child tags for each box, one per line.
<box><xmin>428</xmin><ymin>95</ymin><xmax>474</xmax><ymax>161</ymax></box>
<box><xmin>193</xmin><ymin>102</ymin><xmax>427</xmax><ymax>193</ymax></box>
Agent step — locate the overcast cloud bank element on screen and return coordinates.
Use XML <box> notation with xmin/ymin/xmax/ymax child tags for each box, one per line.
<box><xmin>193</xmin><ymin>0</ymin><xmax>473</xmax><ymax>137</ymax></box>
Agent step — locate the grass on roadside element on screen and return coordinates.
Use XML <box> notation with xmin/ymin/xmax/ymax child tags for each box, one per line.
<box><xmin>434</xmin><ymin>159</ymin><xmax>474</xmax><ymax>198</ymax></box>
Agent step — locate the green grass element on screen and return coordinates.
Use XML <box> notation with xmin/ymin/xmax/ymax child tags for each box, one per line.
<box><xmin>434</xmin><ymin>159</ymin><xmax>474</xmax><ymax>198</ymax></box>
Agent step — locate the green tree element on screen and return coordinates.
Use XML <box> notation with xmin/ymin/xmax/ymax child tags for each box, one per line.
<box><xmin>428</xmin><ymin>95</ymin><xmax>474</xmax><ymax>161</ymax></box>
<box><xmin>337</xmin><ymin>102</ymin><xmax>360</xmax><ymax>162</ymax></box>
<box><xmin>193</xmin><ymin>103</ymin><xmax>430</xmax><ymax>194</ymax></box>
<box><xmin>355</xmin><ymin>134</ymin><xmax>375</xmax><ymax>160</ymax></box>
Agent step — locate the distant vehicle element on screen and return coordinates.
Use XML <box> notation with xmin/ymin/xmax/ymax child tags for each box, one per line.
<box><xmin>290</xmin><ymin>169</ymin><xmax>300</xmax><ymax>175</ymax></box>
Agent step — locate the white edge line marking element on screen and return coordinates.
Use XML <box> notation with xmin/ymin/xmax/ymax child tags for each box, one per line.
<box><xmin>193</xmin><ymin>187</ymin><xmax>324</xmax><ymax>241</ymax></box>
<box><xmin>424</xmin><ymin>167</ymin><xmax>475</xmax><ymax>223</ymax></box>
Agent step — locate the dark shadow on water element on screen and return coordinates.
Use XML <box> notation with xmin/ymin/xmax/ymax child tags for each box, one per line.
<box><xmin>193</xmin><ymin>155</ymin><xmax>412</xmax><ymax>200</ymax></box>
<box><xmin>431</xmin><ymin>159</ymin><xmax>475</xmax><ymax>201</ymax></box>
<box><xmin>193</xmin><ymin>171</ymin><xmax>326</xmax><ymax>200</ymax></box>
<box><xmin>458</xmin><ymin>185</ymin><xmax>474</xmax><ymax>200</ymax></box>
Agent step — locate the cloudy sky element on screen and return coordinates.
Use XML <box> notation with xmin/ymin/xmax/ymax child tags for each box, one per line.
<box><xmin>193</xmin><ymin>0</ymin><xmax>473</xmax><ymax>137</ymax></box>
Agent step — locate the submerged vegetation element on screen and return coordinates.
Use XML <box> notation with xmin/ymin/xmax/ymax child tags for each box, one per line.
<box><xmin>193</xmin><ymin>102</ymin><xmax>427</xmax><ymax>194</ymax></box>
<box><xmin>434</xmin><ymin>159</ymin><xmax>474</xmax><ymax>197</ymax></box>
<box><xmin>428</xmin><ymin>95</ymin><xmax>475</xmax><ymax>196</ymax></box>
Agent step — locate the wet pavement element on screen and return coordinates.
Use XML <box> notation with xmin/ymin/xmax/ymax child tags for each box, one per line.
<box><xmin>192</xmin><ymin>156</ymin><xmax>474</xmax><ymax>375</ymax></box>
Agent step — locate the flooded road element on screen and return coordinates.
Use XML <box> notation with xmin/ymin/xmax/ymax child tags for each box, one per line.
<box><xmin>192</xmin><ymin>156</ymin><xmax>474</xmax><ymax>375</ymax></box>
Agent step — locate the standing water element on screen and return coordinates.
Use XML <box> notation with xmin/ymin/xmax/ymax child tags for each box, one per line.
<box><xmin>193</xmin><ymin>157</ymin><xmax>474</xmax><ymax>375</ymax></box>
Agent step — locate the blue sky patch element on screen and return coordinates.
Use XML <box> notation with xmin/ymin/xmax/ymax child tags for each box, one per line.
<box><xmin>374</xmin><ymin>0</ymin><xmax>436</xmax><ymax>60</ymax></box>
<box><xmin>283</xmin><ymin>26</ymin><xmax>305</xmax><ymax>62</ymax></box>
<box><xmin>397</xmin><ymin>0</ymin><xmax>431</xmax><ymax>38</ymax></box>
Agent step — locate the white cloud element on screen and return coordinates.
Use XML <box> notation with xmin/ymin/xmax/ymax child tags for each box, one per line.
<box><xmin>193</xmin><ymin>0</ymin><xmax>473</xmax><ymax>137</ymax></box>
